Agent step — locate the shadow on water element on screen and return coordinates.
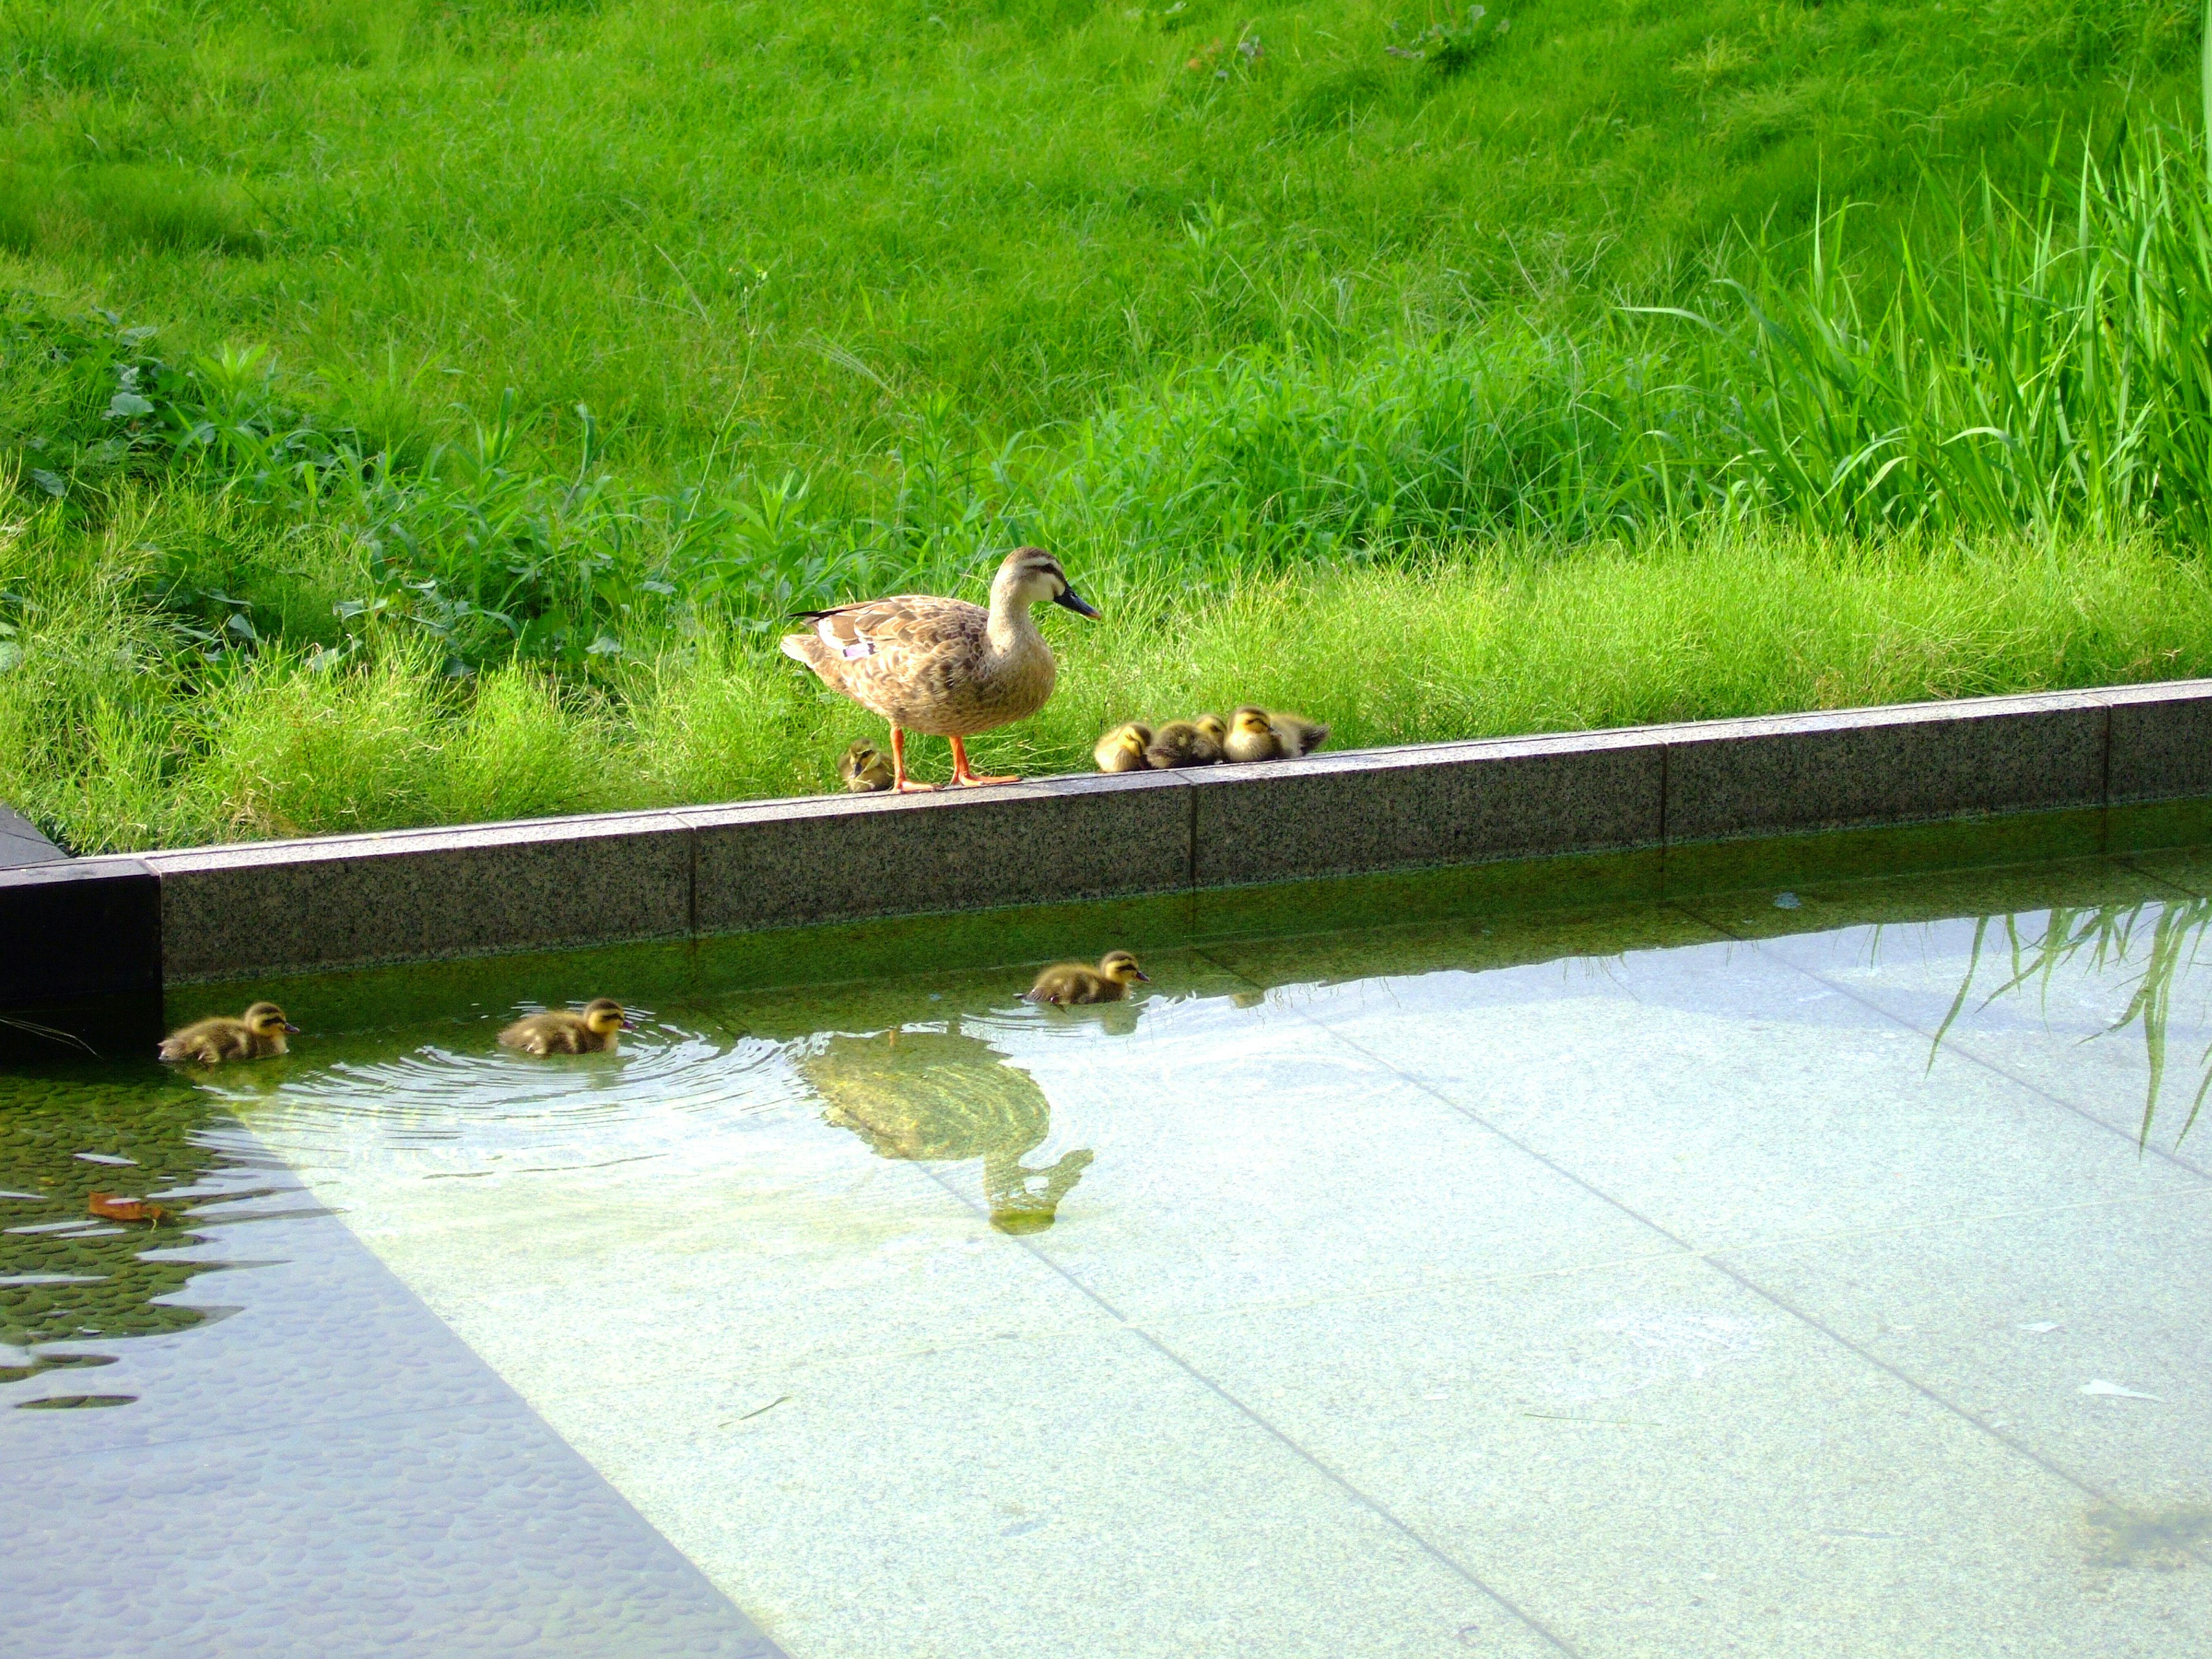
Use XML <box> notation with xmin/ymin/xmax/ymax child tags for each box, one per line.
<box><xmin>0</xmin><ymin>1066</ymin><xmax>269</xmax><ymax>1404</ymax></box>
<box><xmin>1934</xmin><ymin>895</ymin><xmax>2212</xmax><ymax>1146</ymax></box>
<box><xmin>796</xmin><ymin>1026</ymin><xmax>1094</xmax><ymax>1234</ymax></box>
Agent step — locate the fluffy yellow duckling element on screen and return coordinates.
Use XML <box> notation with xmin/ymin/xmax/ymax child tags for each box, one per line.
<box><xmin>498</xmin><ymin>997</ymin><xmax>632</xmax><ymax>1055</ymax></box>
<box><xmin>157</xmin><ymin>1001</ymin><xmax>297</xmax><ymax>1066</ymax></box>
<box><xmin>1023</xmin><ymin>950</ymin><xmax>1150</xmax><ymax>1006</ymax></box>
<box><xmin>1224</xmin><ymin>706</ymin><xmax>1331</xmax><ymax>763</ymax></box>
<box><xmin>1223</xmin><ymin>706</ymin><xmax>1283</xmax><ymax>762</ymax></box>
<box><xmin>1194</xmin><ymin>713</ymin><xmax>1228</xmax><ymax>747</ymax></box>
<box><xmin>840</xmin><ymin>738</ymin><xmax>895</xmax><ymax>793</ymax></box>
<box><xmin>1094</xmin><ymin>722</ymin><xmax>1154</xmax><ymax>774</ymax></box>
<box><xmin>1144</xmin><ymin>719</ymin><xmax>1224</xmax><ymax>768</ymax></box>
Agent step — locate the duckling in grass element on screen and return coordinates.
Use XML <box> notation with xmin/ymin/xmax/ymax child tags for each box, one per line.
<box><xmin>840</xmin><ymin>738</ymin><xmax>895</xmax><ymax>793</ymax></box>
<box><xmin>1145</xmin><ymin>719</ymin><xmax>1223</xmax><ymax>769</ymax></box>
<box><xmin>1094</xmin><ymin>722</ymin><xmax>1154</xmax><ymax>773</ymax></box>
<box><xmin>158</xmin><ymin>1002</ymin><xmax>297</xmax><ymax>1066</ymax></box>
<box><xmin>498</xmin><ymin>997</ymin><xmax>632</xmax><ymax>1055</ymax></box>
<box><xmin>1024</xmin><ymin>950</ymin><xmax>1150</xmax><ymax>1005</ymax></box>
<box><xmin>1224</xmin><ymin>705</ymin><xmax>1331</xmax><ymax>763</ymax></box>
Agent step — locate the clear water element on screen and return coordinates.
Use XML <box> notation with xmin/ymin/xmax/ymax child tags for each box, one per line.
<box><xmin>7</xmin><ymin>840</ymin><xmax>2212</xmax><ymax>1658</ymax></box>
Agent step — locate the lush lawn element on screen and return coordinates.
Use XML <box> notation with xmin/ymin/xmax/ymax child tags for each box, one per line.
<box><xmin>0</xmin><ymin>0</ymin><xmax>2205</xmax><ymax>851</ymax></box>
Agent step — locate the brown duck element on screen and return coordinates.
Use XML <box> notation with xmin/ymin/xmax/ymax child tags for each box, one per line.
<box><xmin>781</xmin><ymin>547</ymin><xmax>1100</xmax><ymax>791</ymax></box>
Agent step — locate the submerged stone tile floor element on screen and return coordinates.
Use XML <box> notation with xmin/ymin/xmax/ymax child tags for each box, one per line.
<box><xmin>6</xmin><ymin>847</ymin><xmax>2212</xmax><ymax>1657</ymax></box>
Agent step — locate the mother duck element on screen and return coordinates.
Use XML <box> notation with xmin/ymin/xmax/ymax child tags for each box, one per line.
<box><xmin>781</xmin><ymin>546</ymin><xmax>1099</xmax><ymax>791</ymax></box>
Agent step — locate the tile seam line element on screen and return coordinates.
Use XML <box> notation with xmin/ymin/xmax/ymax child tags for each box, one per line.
<box><xmin>906</xmin><ymin>1160</ymin><xmax>1585</xmax><ymax>1659</ymax></box>
<box><xmin>1091</xmin><ymin>1181</ymin><xmax>2210</xmax><ymax>1350</ymax></box>
<box><xmin>1646</xmin><ymin>899</ymin><xmax>2212</xmax><ymax>1565</ymax></box>
<box><xmin>1192</xmin><ymin>941</ymin><xmax>2189</xmax><ymax>1550</ymax></box>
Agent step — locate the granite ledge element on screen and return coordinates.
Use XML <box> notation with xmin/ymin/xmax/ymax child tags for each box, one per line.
<box><xmin>13</xmin><ymin>679</ymin><xmax>2212</xmax><ymax>991</ymax></box>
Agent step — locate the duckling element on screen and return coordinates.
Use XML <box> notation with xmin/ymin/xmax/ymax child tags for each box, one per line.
<box><xmin>1193</xmin><ymin>713</ymin><xmax>1228</xmax><ymax>747</ymax></box>
<box><xmin>1094</xmin><ymin>722</ymin><xmax>1154</xmax><ymax>774</ymax></box>
<box><xmin>498</xmin><ymin>997</ymin><xmax>632</xmax><ymax>1055</ymax></box>
<box><xmin>158</xmin><ymin>1002</ymin><xmax>297</xmax><ymax>1065</ymax></box>
<box><xmin>1144</xmin><ymin>719</ymin><xmax>1223</xmax><ymax>769</ymax></box>
<box><xmin>1223</xmin><ymin>705</ymin><xmax>1284</xmax><ymax>762</ymax></box>
<box><xmin>1225</xmin><ymin>705</ymin><xmax>1330</xmax><ymax>763</ymax></box>
<box><xmin>840</xmin><ymin>738</ymin><xmax>895</xmax><ymax>793</ymax></box>
<box><xmin>1023</xmin><ymin>951</ymin><xmax>1150</xmax><ymax>1006</ymax></box>
<box><xmin>1268</xmin><ymin>710</ymin><xmax>1330</xmax><ymax>757</ymax></box>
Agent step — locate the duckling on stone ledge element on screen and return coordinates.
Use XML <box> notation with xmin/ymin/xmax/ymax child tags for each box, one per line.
<box><xmin>840</xmin><ymin>738</ymin><xmax>895</xmax><ymax>793</ymax></box>
<box><xmin>158</xmin><ymin>1002</ymin><xmax>298</xmax><ymax>1066</ymax></box>
<box><xmin>1267</xmin><ymin>709</ymin><xmax>1330</xmax><ymax>757</ymax></box>
<box><xmin>1094</xmin><ymin>722</ymin><xmax>1154</xmax><ymax>773</ymax></box>
<box><xmin>498</xmin><ymin>998</ymin><xmax>633</xmax><ymax>1055</ymax></box>
<box><xmin>1224</xmin><ymin>705</ymin><xmax>1331</xmax><ymax>762</ymax></box>
<box><xmin>1145</xmin><ymin>719</ymin><xmax>1222</xmax><ymax>768</ymax></box>
<box><xmin>1023</xmin><ymin>951</ymin><xmax>1150</xmax><ymax>1006</ymax></box>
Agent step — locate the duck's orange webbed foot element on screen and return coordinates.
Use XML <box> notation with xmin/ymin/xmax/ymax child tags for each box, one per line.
<box><xmin>888</xmin><ymin>729</ymin><xmax>939</xmax><ymax>792</ymax></box>
<box><xmin>948</xmin><ymin>736</ymin><xmax>1019</xmax><ymax>787</ymax></box>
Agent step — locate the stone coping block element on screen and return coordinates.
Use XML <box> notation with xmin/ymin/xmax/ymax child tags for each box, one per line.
<box><xmin>126</xmin><ymin>810</ymin><xmax>694</xmax><ymax>983</ymax></box>
<box><xmin>680</xmin><ymin>767</ymin><xmax>1191</xmax><ymax>933</ymax></box>
<box><xmin>9</xmin><ymin>677</ymin><xmax>2212</xmax><ymax>991</ymax></box>
<box><xmin>0</xmin><ymin>855</ymin><xmax>160</xmax><ymax>1003</ymax></box>
<box><xmin>1184</xmin><ymin>729</ymin><xmax>1665</xmax><ymax>887</ymax></box>
<box><xmin>1657</xmin><ymin>690</ymin><xmax>2113</xmax><ymax>843</ymax></box>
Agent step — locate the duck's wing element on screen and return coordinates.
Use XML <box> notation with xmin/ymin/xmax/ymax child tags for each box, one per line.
<box><xmin>792</xmin><ymin>596</ymin><xmax>980</xmax><ymax>654</ymax></box>
<box><xmin>781</xmin><ymin>595</ymin><xmax>988</xmax><ymax>707</ymax></box>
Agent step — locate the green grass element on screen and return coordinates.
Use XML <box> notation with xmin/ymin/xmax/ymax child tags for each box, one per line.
<box><xmin>7</xmin><ymin>498</ymin><xmax>2207</xmax><ymax>849</ymax></box>
<box><xmin>1</xmin><ymin>0</ymin><xmax>2209</xmax><ymax>852</ymax></box>
<box><xmin>3</xmin><ymin>0</ymin><xmax>2193</xmax><ymax>471</ymax></box>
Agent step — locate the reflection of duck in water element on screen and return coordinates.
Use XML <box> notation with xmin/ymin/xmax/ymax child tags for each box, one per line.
<box><xmin>797</xmin><ymin>1027</ymin><xmax>1092</xmax><ymax>1234</ymax></box>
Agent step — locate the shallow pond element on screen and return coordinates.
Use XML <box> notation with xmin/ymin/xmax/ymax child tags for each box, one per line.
<box><xmin>7</xmin><ymin>842</ymin><xmax>2212</xmax><ymax>1658</ymax></box>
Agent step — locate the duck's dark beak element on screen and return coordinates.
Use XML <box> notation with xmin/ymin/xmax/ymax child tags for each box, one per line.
<box><xmin>1054</xmin><ymin>586</ymin><xmax>1102</xmax><ymax>620</ymax></box>
<box><xmin>1131</xmin><ymin>969</ymin><xmax>1151</xmax><ymax>982</ymax></box>
<box><xmin>283</xmin><ymin>1022</ymin><xmax>301</xmax><ymax>1034</ymax></box>
<box><xmin>620</xmin><ymin>1016</ymin><xmax>639</xmax><ymax>1031</ymax></box>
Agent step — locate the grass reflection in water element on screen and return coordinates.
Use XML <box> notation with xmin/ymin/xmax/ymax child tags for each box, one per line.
<box><xmin>1934</xmin><ymin>894</ymin><xmax>2212</xmax><ymax>1146</ymax></box>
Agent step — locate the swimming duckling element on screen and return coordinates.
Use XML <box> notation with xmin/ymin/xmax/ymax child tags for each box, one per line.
<box><xmin>840</xmin><ymin>738</ymin><xmax>895</xmax><ymax>793</ymax></box>
<box><xmin>498</xmin><ymin>997</ymin><xmax>632</xmax><ymax>1055</ymax></box>
<box><xmin>1144</xmin><ymin>719</ymin><xmax>1223</xmax><ymax>769</ymax></box>
<box><xmin>1023</xmin><ymin>951</ymin><xmax>1150</xmax><ymax>1006</ymax></box>
<box><xmin>1094</xmin><ymin>722</ymin><xmax>1154</xmax><ymax>774</ymax></box>
<box><xmin>157</xmin><ymin>1002</ymin><xmax>297</xmax><ymax>1066</ymax></box>
<box><xmin>1224</xmin><ymin>706</ymin><xmax>1330</xmax><ymax>762</ymax></box>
